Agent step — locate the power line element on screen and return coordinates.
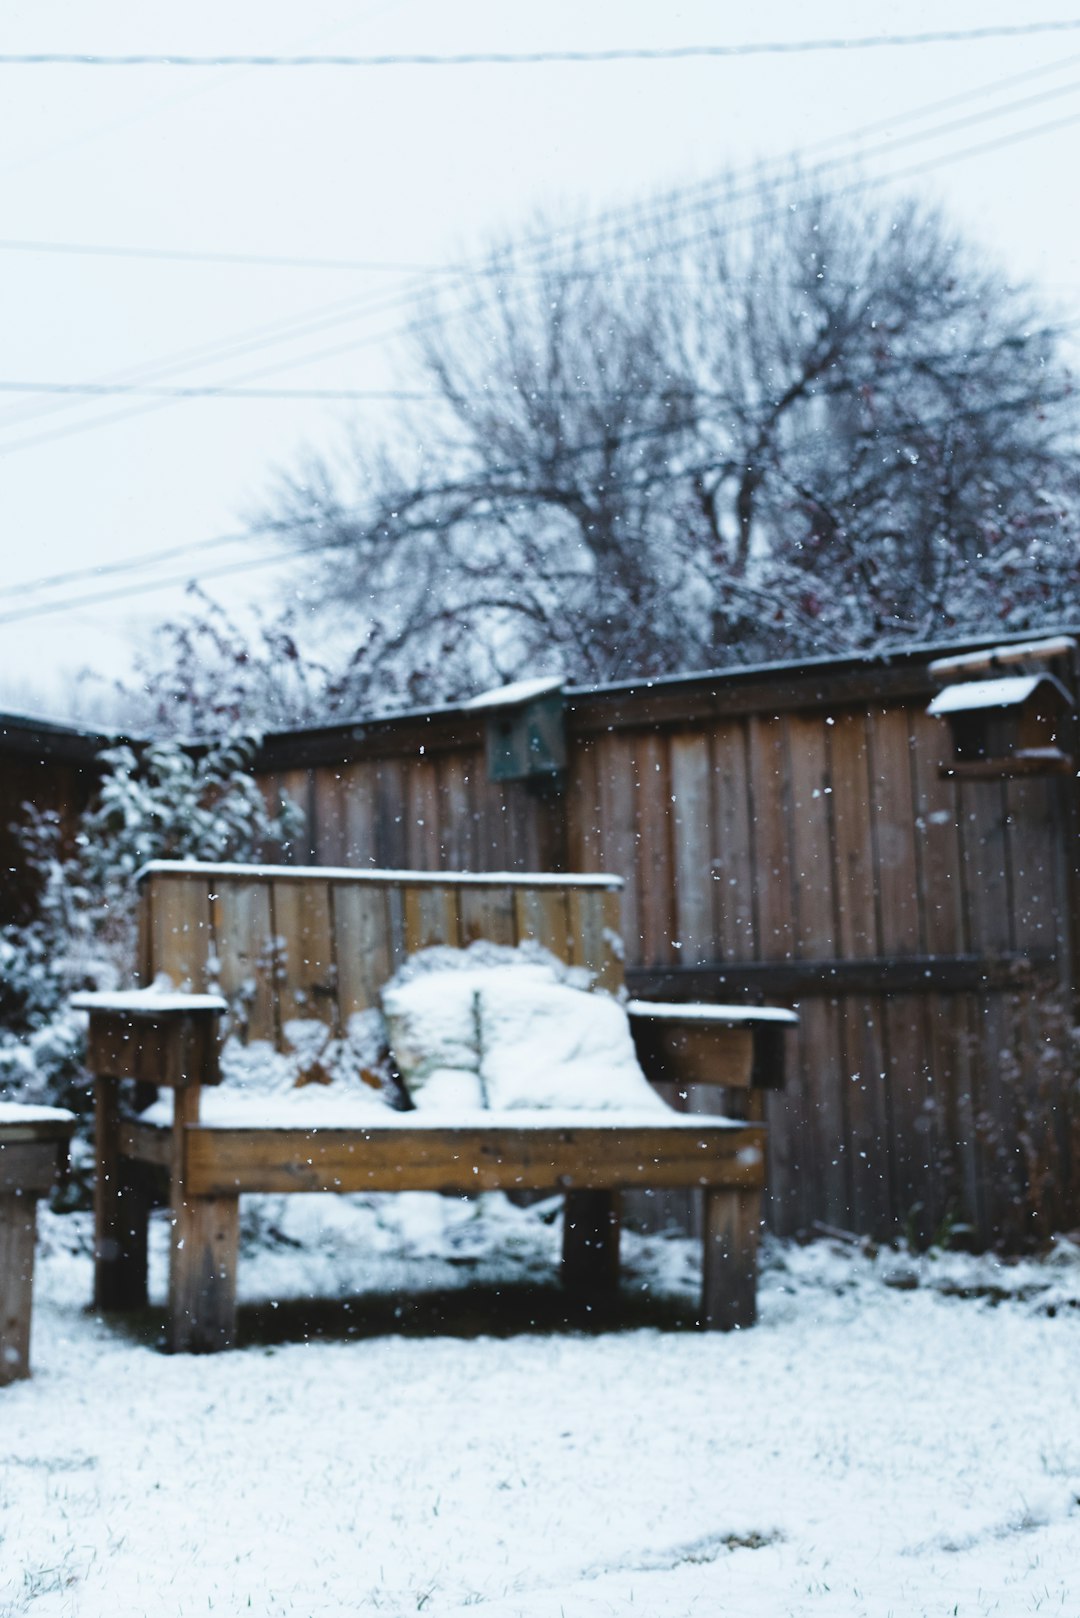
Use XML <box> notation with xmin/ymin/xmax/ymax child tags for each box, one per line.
<box><xmin>5</xmin><ymin>48</ymin><xmax>1078</xmax><ymax>284</ymax></box>
<box><xmin>1</xmin><ymin>55</ymin><xmax>1075</xmax><ymax>460</ymax></box>
<box><xmin>3</xmin><ymin>22</ymin><xmax>1080</xmax><ymax>67</ymax></box>
<box><xmin>0</xmin><ymin>382</ymin><xmax>461</xmax><ymax>400</ymax></box>
<box><xmin>2</xmin><ymin>85</ymin><xmax>1076</xmax><ymax>463</ymax></box>
<box><xmin>0</xmin><ymin>237</ymin><xmax>458</xmax><ymax>273</ymax></box>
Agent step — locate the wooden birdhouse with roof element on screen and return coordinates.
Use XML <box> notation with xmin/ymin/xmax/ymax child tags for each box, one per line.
<box><xmin>927</xmin><ymin>636</ymin><xmax>1076</xmax><ymax>778</ymax></box>
<box><xmin>465</xmin><ymin>676</ymin><xmax>567</xmax><ymax>784</ymax></box>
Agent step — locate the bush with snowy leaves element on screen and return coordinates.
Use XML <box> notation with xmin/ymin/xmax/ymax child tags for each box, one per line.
<box><xmin>0</xmin><ymin>734</ymin><xmax>303</xmax><ymax>1122</ymax></box>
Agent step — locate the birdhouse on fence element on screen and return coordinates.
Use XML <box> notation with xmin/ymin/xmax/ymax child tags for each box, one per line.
<box><xmin>465</xmin><ymin>677</ymin><xmax>567</xmax><ymax>783</ymax></box>
<box><xmin>927</xmin><ymin>672</ymin><xmax>1075</xmax><ymax>778</ymax></box>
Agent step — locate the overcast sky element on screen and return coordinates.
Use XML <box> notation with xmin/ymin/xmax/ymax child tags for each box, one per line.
<box><xmin>2</xmin><ymin>0</ymin><xmax>1080</xmax><ymax>722</ymax></box>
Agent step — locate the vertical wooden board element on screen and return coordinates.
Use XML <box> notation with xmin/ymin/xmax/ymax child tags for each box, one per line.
<box><xmin>567</xmin><ymin>888</ymin><xmax>624</xmax><ymax>994</ymax></box>
<box><xmin>784</xmin><ymin>715</ymin><xmax>835</xmax><ymax>960</ymax></box>
<box><xmin>669</xmin><ymin>732</ymin><xmax>714</xmax><ymax>966</ymax></box>
<box><xmin>374</xmin><ymin>760</ymin><xmax>408</xmax><ymax>868</ymax></box>
<box><xmin>277</xmin><ymin>769</ymin><xmax>314</xmax><ymax>862</ymax></box>
<box><xmin>334</xmin><ymin>883</ymin><xmax>393</xmax><ymax>1018</ymax></box>
<box><xmin>867</xmin><ymin>708</ymin><xmax>921</xmax><ymax>957</ymax></box>
<box><xmin>438</xmin><ymin>753</ymin><xmax>479</xmax><ymax>871</ymax></box>
<box><xmin>1005</xmin><ymin>775</ymin><xmax>1063</xmax><ymax>957</ymax></box>
<box><xmin>908</xmin><ymin>709</ymin><xmax>966</xmax><ymax>956</ymax></box>
<box><xmin>402</xmin><ymin>884</ymin><xmax>460</xmax><ymax>952</ymax></box>
<box><xmin>271</xmin><ymin>879</ymin><xmax>337</xmax><ymax>1033</ymax></box>
<box><xmin>476</xmin><ymin>780</ymin><xmax>511</xmax><ymax>871</ymax></box>
<box><xmin>135</xmin><ymin>885</ymin><xmax>152</xmax><ymax>987</ymax></box>
<box><xmin>711</xmin><ymin>719</ymin><xmax>755</xmax><ymax>960</ymax></box>
<box><xmin>827</xmin><ymin>712</ymin><xmax>877</xmax><ymax>960</ymax></box>
<box><xmin>883</xmin><ymin>994</ymin><xmax>938</xmax><ymax>1245</ymax></box>
<box><xmin>514</xmin><ymin>887</ymin><xmax>572</xmax><ymax>962</ymax></box>
<box><xmin>635</xmin><ymin>732</ymin><xmax>675</xmax><ymax>967</ymax></box>
<box><xmin>341</xmin><ymin>763</ymin><xmax>378</xmax><ymax>867</ymax></box>
<box><xmin>924</xmin><ymin>990</ymin><xmax>981</xmax><ymax>1238</ymax></box>
<box><xmin>500</xmin><ymin>780</ymin><xmax>542</xmax><ymax>873</ymax></box>
<box><xmin>596</xmin><ymin>733</ymin><xmax>640</xmax><ymax>963</ymax></box>
<box><xmin>405</xmin><ymin>757</ymin><xmax>440</xmax><ymax>870</ymax></box>
<box><xmin>761</xmin><ymin>1013</ymin><xmax>818</xmax><ymax>1236</ymax></box>
<box><xmin>311</xmin><ymin>770</ymin><xmax>347</xmax><ymax>866</ymax></box>
<box><xmin>211</xmin><ymin>881</ymin><xmax>278</xmax><ymax>1044</ymax></box>
<box><xmin>790</xmin><ymin>996</ymin><xmax>848</xmax><ymax>1229</ymax></box>
<box><xmin>746</xmin><ymin>715</ymin><xmax>794</xmax><ymax>963</ymax></box>
<box><xmin>970</xmin><ymin>990</ymin><xmax>1021</xmax><ymax>1243</ymax></box>
<box><xmin>958</xmin><ymin>779</ymin><xmax>1013</xmax><ymax>958</ymax></box>
<box><xmin>844</xmin><ymin>997</ymin><xmax>892</xmax><ymax>1236</ymax></box>
<box><xmin>150</xmin><ymin>876</ymin><xmax>213</xmax><ymax>991</ymax></box>
<box><xmin>565</xmin><ymin>736</ymin><xmax>603</xmax><ymax>874</ymax></box>
<box><xmin>459</xmin><ymin>884</ymin><xmax>515</xmax><ymax>946</ymax></box>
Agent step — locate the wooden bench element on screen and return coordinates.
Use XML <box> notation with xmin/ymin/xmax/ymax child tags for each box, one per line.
<box><xmin>0</xmin><ymin>1104</ymin><xmax>75</xmax><ymax>1383</ymax></box>
<box><xmin>75</xmin><ymin>862</ymin><xmax>795</xmax><ymax>1352</ymax></box>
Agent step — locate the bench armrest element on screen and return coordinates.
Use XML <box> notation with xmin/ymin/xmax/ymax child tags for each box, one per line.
<box><xmin>72</xmin><ymin>990</ymin><xmax>225</xmax><ymax>1089</ymax></box>
<box><xmin>627</xmin><ymin>1000</ymin><xmax>796</xmax><ymax>1090</ymax></box>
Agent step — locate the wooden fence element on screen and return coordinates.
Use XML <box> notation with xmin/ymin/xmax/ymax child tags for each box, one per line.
<box><xmin>252</xmin><ymin>639</ymin><xmax>1080</xmax><ymax>1245</ymax></box>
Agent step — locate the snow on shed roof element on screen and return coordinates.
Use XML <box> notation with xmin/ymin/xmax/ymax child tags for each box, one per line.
<box><xmin>926</xmin><ymin>674</ymin><xmax>1074</xmax><ymax>717</ymax></box>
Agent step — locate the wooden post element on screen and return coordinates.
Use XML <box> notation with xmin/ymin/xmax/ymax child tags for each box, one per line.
<box><xmin>93</xmin><ymin>1078</ymin><xmax>151</xmax><ymax>1310</ymax></box>
<box><xmin>562</xmin><ymin>1189</ymin><xmax>621</xmax><ymax>1299</ymax></box>
<box><xmin>701</xmin><ymin>1185</ymin><xmax>761</xmax><ymax>1330</ymax></box>
<box><xmin>0</xmin><ymin>1194</ymin><xmax>37</xmax><ymax>1384</ymax></box>
<box><xmin>167</xmin><ymin>1086</ymin><xmax>239</xmax><ymax>1353</ymax></box>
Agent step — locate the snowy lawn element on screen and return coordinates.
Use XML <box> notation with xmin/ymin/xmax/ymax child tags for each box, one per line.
<box><xmin>3</xmin><ymin>1196</ymin><xmax>1080</xmax><ymax>1618</ymax></box>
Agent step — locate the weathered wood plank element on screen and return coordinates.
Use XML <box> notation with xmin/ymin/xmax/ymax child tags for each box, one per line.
<box><xmin>567</xmin><ymin>887</ymin><xmax>624</xmax><ymax>994</ymax></box>
<box><xmin>908</xmin><ymin>708</ymin><xmax>966</xmax><ymax>955</ymax></box>
<box><xmin>333</xmin><ymin>883</ymin><xmax>393</xmax><ymax>1018</ymax></box>
<box><xmin>784</xmin><ymin>713</ymin><xmax>835</xmax><ymax>958</ymax></box>
<box><xmin>513</xmin><ymin>886</ymin><xmax>572</xmax><ymax>961</ymax></box>
<box><xmin>271</xmin><ymin>879</ymin><xmax>337</xmax><ymax>1032</ymax></box>
<box><xmin>0</xmin><ymin>1195</ymin><xmax>36</xmax><ymax>1383</ymax></box>
<box><xmin>635</xmin><ymin>732</ymin><xmax>675</xmax><ymax>967</ymax></box>
<box><xmin>747</xmin><ymin>715</ymin><xmax>794</xmax><ymax>963</ymax></box>
<box><xmin>402</xmin><ymin>883</ymin><xmax>461</xmax><ymax>952</ymax></box>
<box><xmin>701</xmin><ymin>1185</ymin><xmax>761</xmax><ymax>1329</ymax></box>
<box><xmin>711</xmin><ymin>719</ymin><xmax>756</xmax><ymax>960</ymax></box>
<box><xmin>152</xmin><ymin>875</ymin><xmax>213</xmax><ymax>992</ymax></box>
<box><xmin>211</xmin><ymin>881</ymin><xmax>277</xmax><ymax>1044</ymax></box>
<box><xmin>459</xmin><ymin>884</ymin><xmax>515</xmax><ymax>947</ymax></box>
<box><xmin>186</xmin><ymin>1123</ymin><xmax>766</xmax><ymax>1197</ymax></box>
<box><xmin>867</xmin><ymin>707</ymin><xmax>920</xmax><ymax>956</ymax></box>
<box><xmin>826</xmin><ymin>712</ymin><xmax>877</xmax><ymax>960</ymax></box>
<box><xmin>669</xmin><ymin>732</ymin><xmax>714</xmax><ymax>966</ymax></box>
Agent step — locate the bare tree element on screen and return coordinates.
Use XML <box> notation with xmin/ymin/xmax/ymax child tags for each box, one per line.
<box><xmin>266</xmin><ymin>181</ymin><xmax>1080</xmax><ymax>701</ymax></box>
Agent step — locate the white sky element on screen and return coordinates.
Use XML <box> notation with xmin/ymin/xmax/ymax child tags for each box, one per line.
<box><xmin>2</xmin><ymin>0</ymin><xmax>1079</xmax><ymax>721</ymax></box>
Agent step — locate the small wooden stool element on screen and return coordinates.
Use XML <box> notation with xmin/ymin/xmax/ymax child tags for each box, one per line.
<box><xmin>0</xmin><ymin>1103</ymin><xmax>75</xmax><ymax>1384</ymax></box>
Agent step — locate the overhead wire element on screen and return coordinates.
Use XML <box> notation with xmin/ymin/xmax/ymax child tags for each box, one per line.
<box><xmin>1</xmin><ymin>76</ymin><xmax>1077</xmax><ymax>462</ymax></box>
<box><xmin>2</xmin><ymin>64</ymin><xmax>1078</xmax><ymax>459</ymax></box>
<box><xmin>2</xmin><ymin>21</ymin><xmax>1080</xmax><ymax>67</ymax></box>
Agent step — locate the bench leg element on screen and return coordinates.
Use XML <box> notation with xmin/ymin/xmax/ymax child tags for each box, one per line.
<box><xmin>562</xmin><ymin>1190</ymin><xmax>620</xmax><ymax>1299</ymax></box>
<box><xmin>168</xmin><ymin>1195</ymin><xmax>240</xmax><ymax>1353</ymax></box>
<box><xmin>701</xmin><ymin>1186</ymin><xmax>761</xmax><ymax>1330</ymax></box>
<box><xmin>94</xmin><ymin>1076</ymin><xmax>153</xmax><ymax>1311</ymax></box>
<box><xmin>0</xmin><ymin>1194</ymin><xmax>37</xmax><ymax>1384</ymax></box>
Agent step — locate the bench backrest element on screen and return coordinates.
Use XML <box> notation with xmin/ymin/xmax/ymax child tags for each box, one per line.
<box><xmin>136</xmin><ymin>862</ymin><xmax>624</xmax><ymax>1050</ymax></box>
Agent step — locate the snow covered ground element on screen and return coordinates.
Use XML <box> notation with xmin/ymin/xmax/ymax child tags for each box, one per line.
<box><xmin>4</xmin><ymin>1196</ymin><xmax>1080</xmax><ymax>1618</ymax></box>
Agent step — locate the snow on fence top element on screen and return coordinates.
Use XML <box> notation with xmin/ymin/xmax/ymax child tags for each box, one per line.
<box><xmin>135</xmin><ymin>861</ymin><xmax>624</xmax><ymax>889</ymax></box>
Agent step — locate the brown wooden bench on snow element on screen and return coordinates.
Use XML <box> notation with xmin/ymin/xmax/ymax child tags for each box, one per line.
<box><xmin>75</xmin><ymin>862</ymin><xmax>795</xmax><ymax>1352</ymax></box>
<box><xmin>0</xmin><ymin>1104</ymin><xmax>75</xmax><ymax>1383</ymax></box>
